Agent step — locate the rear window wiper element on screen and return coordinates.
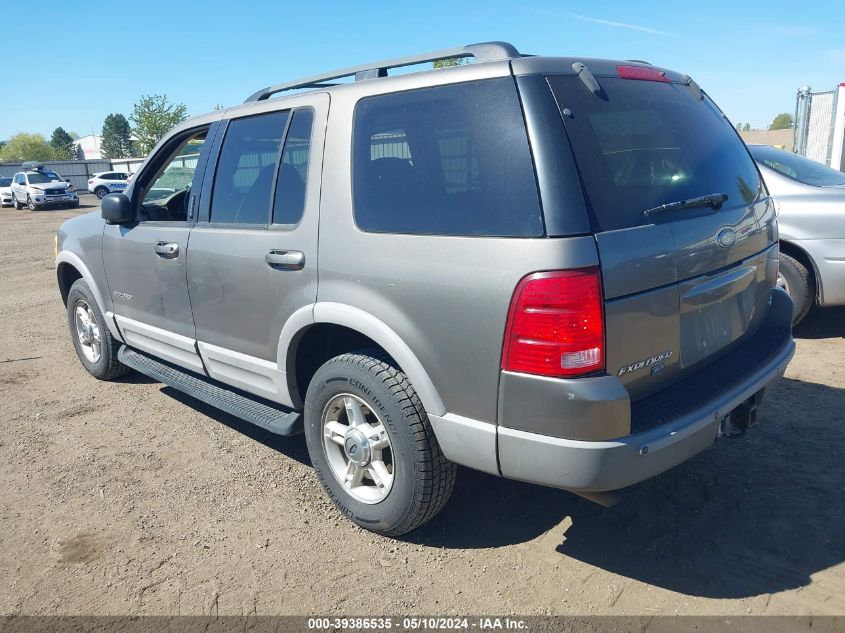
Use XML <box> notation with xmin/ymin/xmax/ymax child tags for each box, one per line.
<box><xmin>643</xmin><ymin>193</ymin><xmax>728</xmax><ymax>217</ymax></box>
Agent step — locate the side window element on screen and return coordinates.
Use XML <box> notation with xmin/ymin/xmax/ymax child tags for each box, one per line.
<box><xmin>140</xmin><ymin>129</ymin><xmax>207</xmax><ymax>221</ymax></box>
<box><xmin>273</xmin><ymin>108</ymin><xmax>314</xmax><ymax>225</ymax></box>
<box><xmin>210</xmin><ymin>111</ymin><xmax>289</xmax><ymax>225</ymax></box>
<box><xmin>352</xmin><ymin>78</ymin><xmax>543</xmax><ymax>237</ymax></box>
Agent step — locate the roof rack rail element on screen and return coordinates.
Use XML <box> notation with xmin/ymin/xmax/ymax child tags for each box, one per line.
<box><xmin>245</xmin><ymin>41</ymin><xmax>520</xmax><ymax>103</ymax></box>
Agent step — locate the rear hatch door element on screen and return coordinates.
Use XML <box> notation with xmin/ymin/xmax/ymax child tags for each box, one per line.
<box><xmin>548</xmin><ymin>69</ymin><xmax>778</xmax><ymax>402</ymax></box>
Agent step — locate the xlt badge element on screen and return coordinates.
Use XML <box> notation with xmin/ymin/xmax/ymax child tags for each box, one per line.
<box><xmin>618</xmin><ymin>350</ymin><xmax>673</xmax><ymax>377</ymax></box>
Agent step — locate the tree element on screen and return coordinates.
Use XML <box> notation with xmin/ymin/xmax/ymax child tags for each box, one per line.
<box><xmin>50</xmin><ymin>127</ymin><xmax>76</xmax><ymax>160</ymax></box>
<box><xmin>130</xmin><ymin>94</ymin><xmax>188</xmax><ymax>155</ymax></box>
<box><xmin>735</xmin><ymin>122</ymin><xmax>742</xmax><ymax>132</ymax></box>
<box><xmin>433</xmin><ymin>57</ymin><xmax>468</xmax><ymax>69</ymax></box>
<box><xmin>0</xmin><ymin>133</ymin><xmax>56</xmax><ymax>162</ymax></box>
<box><xmin>742</xmin><ymin>123</ymin><xmax>751</xmax><ymax>131</ymax></box>
<box><xmin>101</xmin><ymin>113</ymin><xmax>134</xmax><ymax>159</ymax></box>
<box><xmin>769</xmin><ymin>113</ymin><xmax>794</xmax><ymax>130</ymax></box>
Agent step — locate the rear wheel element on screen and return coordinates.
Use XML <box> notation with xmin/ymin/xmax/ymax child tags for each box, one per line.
<box><xmin>95</xmin><ymin>186</ymin><xmax>109</xmax><ymax>200</ymax></box>
<box><xmin>304</xmin><ymin>350</ymin><xmax>456</xmax><ymax>536</ymax></box>
<box><xmin>778</xmin><ymin>252</ymin><xmax>814</xmax><ymax>325</ymax></box>
<box><xmin>66</xmin><ymin>279</ymin><xmax>131</xmax><ymax>380</ymax></box>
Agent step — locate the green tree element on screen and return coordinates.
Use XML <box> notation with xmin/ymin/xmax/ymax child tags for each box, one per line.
<box><xmin>101</xmin><ymin>113</ymin><xmax>134</xmax><ymax>159</ymax></box>
<box><xmin>742</xmin><ymin>123</ymin><xmax>751</xmax><ymax>131</ymax></box>
<box><xmin>735</xmin><ymin>122</ymin><xmax>742</xmax><ymax>132</ymax></box>
<box><xmin>50</xmin><ymin>127</ymin><xmax>76</xmax><ymax>160</ymax></box>
<box><xmin>0</xmin><ymin>133</ymin><xmax>57</xmax><ymax>162</ymax></box>
<box><xmin>769</xmin><ymin>113</ymin><xmax>794</xmax><ymax>130</ymax></box>
<box><xmin>130</xmin><ymin>94</ymin><xmax>188</xmax><ymax>156</ymax></box>
<box><xmin>433</xmin><ymin>57</ymin><xmax>468</xmax><ymax>69</ymax></box>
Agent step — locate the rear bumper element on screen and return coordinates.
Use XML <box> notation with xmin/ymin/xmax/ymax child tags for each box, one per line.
<box><xmin>496</xmin><ymin>289</ymin><xmax>795</xmax><ymax>492</ymax></box>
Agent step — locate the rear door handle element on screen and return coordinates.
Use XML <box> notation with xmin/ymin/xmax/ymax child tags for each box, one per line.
<box><xmin>154</xmin><ymin>241</ymin><xmax>179</xmax><ymax>259</ymax></box>
<box><xmin>265</xmin><ymin>250</ymin><xmax>305</xmax><ymax>270</ymax></box>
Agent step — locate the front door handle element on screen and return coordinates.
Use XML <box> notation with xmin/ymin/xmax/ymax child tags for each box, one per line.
<box><xmin>154</xmin><ymin>241</ymin><xmax>179</xmax><ymax>259</ymax></box>
<box><xmin>265</xmin><ymin>250</ymin><xmax>305</xmax><ymax>270</ymax></box>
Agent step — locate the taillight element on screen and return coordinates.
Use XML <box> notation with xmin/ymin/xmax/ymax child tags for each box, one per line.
<box><xmin>617</xmin><ymin>65</ymin><xmax>671</xmax><ymax>83</ymax></box>
<box><xmin>87</xmin><ymin>179</ymin><xmax>93</xmax><ymax>184</ymax></box>
<box><xmin>501</xmin><ymin>268</ymin><xmax>605</xmax><ymax>378</ymax></box>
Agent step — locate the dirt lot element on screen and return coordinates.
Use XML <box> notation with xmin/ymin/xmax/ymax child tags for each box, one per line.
<box><xmin>1</xmin><ymin>198</ymin><xmax>843</xmax><ymax>616</ymax></box>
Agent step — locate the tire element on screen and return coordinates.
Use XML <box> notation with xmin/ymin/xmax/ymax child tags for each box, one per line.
<box><xmin>304</xmin><ymin>350</ymin><xmax>456</xmax><ymax>536</ymax></box>
<box><xmin>778</xmin><ymin>252</ymin><xmax>814</xmax><ymax>326</ymax></box>
<box><xmin>13</xmin><ymin>195</ymin><xmax>23</xmax><ymax>210</ymax></box>
<box><xmin>95</xmin><ymin>186</ymin><xmax>109</xmax><ymax>200</ymax></box>
<box><xmin>66</xmin><ymin>279</ymin><xmax>132</xmax><ymax>380</ymax></box>
<box><xmin>26</xmin><ymin>195</ymin><xmax>37</xmax><ymax>211</ymax></box>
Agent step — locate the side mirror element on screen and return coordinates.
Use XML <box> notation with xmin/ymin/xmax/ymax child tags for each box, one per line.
<box><xmin>101</xmin><ymin>193</ymin><xmax>134</xmax><ymax>224</ymax></box>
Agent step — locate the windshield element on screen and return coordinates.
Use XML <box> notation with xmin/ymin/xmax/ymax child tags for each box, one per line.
<box><xmin>0</xmin><ymin>177</ymin><xmax>11</xmax><ymax>187</ymax></box>
<box><xmin>549</xmin><ymin>75</ymin><xmax>763</xmax><ymax>232</ymax></box>
<box><xmin>749</xmin><ymin>145</ymin><xmax>845</xmax><ymax>187</ymax></box>
<box><xmin>27</xmin><ymin>171</ymin><xmax>62</xmax><ymax>184</ymax></box>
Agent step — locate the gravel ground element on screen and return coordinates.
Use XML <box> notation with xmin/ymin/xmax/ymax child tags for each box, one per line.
<box><xmin>1</xmin><ymin>199</ymin><xmax>844</xmax><ymax>616</ymax></box>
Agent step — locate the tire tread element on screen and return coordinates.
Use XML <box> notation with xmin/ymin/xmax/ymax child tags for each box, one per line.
<box><xmin>310</xmin><ymin>349</ymin><xmax>456</xmax><ymax>536</ymax></box>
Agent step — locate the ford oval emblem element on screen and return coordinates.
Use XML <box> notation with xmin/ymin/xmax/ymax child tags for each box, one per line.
<box><xmin>717</xmin><ymin>228</ymin><xmax>737</xmax><ymax>249</ymax></box>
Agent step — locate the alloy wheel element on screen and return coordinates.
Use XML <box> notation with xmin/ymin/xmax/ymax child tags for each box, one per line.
<box><xmin>320</xmin><ymin>393</ymin><xmax>394</xmax><ymax>504</ymax></box>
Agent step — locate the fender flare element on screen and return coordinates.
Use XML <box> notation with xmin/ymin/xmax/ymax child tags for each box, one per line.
<box><xmin>55</xmin><ymin>251</ymin><xmax>122</xmax><ymax>340</ymax></box>
<box><xmin>277</xmin><ymin>302</ymin><xmax>446</xmax><ymax>416</ymax></box>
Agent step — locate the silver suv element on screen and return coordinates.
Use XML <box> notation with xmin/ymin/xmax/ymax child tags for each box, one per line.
<box><xmin>56</xmin><ymin>42</ymin><xmax>796</xmax><ymax>535</ymax></box>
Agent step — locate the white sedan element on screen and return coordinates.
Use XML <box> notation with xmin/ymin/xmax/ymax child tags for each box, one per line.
<box><xmin>88</xmin><ymin>171</ymin><xmax>131</xmax><ymax>199</ymax></box>
<box><xmin>0</xmin><ymin>176</ymin><xmax>13</xmax><ymax>207</ymax></box>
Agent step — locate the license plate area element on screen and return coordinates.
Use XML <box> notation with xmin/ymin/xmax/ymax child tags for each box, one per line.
<box><xmin>678</xmin><ymin>260</ymin><xmax>765</xmax><ymax>368</ymax></box>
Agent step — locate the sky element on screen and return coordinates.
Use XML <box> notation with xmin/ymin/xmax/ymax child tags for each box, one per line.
<box><xmin>1</xmin><ymin>0</ymin><xmax>844</xmax><ymax>141</ymax></box>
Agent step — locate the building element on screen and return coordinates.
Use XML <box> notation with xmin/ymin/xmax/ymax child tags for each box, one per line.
<box><xmin>739</xmin><ymin>128</ymin><xmax>793</xmax><ymax>152</ymax></box>
<box><xmin>74</xmin><ymin>135</ymin><xmax>103</xmax><ymax>160</ymax></box>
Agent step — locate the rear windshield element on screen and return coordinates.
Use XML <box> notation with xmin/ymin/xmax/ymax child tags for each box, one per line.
<box><xmin>549</xmin><ymin>75</ymin><xmax>763</xmax><ymax>232</ymax></box>
<box><xmin>749</xmin><ymin>144</ymin><xmax>845</xmax><ymax>187</ymax></box>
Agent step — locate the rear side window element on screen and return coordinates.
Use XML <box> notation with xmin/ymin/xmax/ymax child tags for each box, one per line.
<box><xmin>549</xmin><ymin>75</ymin><xmax>763</xmax><ymax>232</ymax></box>
<box><xmin>352</xmin><ymin>78</ymin><xmax>543</xmax><ymax>237</ymax></box>
<box><xmin>211</xmin><ymin>111</ymin><xmax>289</xmax><ymax>224</ymax></box>
<box><xmin>273</xmin><ymin>108</ymin><xmax>313</xmax><ymax>225</ymax></box>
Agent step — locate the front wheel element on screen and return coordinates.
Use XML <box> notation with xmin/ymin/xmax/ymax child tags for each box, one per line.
<box><xmin>304</xmin><ymin>350</ymin><xmax>456</xmax><ymax>536</ymax></box>
<box><xmin>13</xmin><ymin>194</ymin><xmax>23</xmax><ymax>210</ymax></box>
<box><xmin>26</xmin><ymin>195</ymin><xmax>37</xmax><ymax>211</ymax></box>
<box><xmin>95</xmin><ymin>186</ymin><xmax>109</xmax><ymax>200</ymax></box>
<box><xmin>66</xmin><ymin>279</ymin><xmax>132</xmax><ymax>380</ymax></box>
<box><xmin>778</xmin><ymin>252</ymin><xmax>814</xmax><ymax>326</ymax></box>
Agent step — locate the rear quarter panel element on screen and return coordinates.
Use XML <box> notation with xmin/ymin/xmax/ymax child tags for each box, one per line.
<box><xmin>317</xmin><ymin>67</ymin><xmax>599</xmax><ymax>422</ymax></box>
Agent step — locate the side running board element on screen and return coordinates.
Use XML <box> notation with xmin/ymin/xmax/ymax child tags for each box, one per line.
<box><xmin>118</xmin><ymin>346</ymin><xmax>302</xmax><ymax>436</ymax></box>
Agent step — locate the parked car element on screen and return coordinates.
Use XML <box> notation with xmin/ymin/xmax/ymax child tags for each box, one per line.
<box><xmin>88</xmin><ymin>171</ymin><xmax>130</xmax><ymax>199</ymax></box>
<box><xmin>0</xmin><ymin>177</ymin><xmax>13</xmax><ymax>207</ymax></box>
<box><xmin>11</xmin><ymin>163</ymin><xmax>78</xmax><ymax>210</ymax></box>
<box><xmin>55</xmin><ymin>42</ymin><xmax>795</xmax><ymax>536</ymax></box>
<box><xmin>748</xmin><ymin>144</ymin><xmax>845</xmax><ymax>324</ymax></box>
